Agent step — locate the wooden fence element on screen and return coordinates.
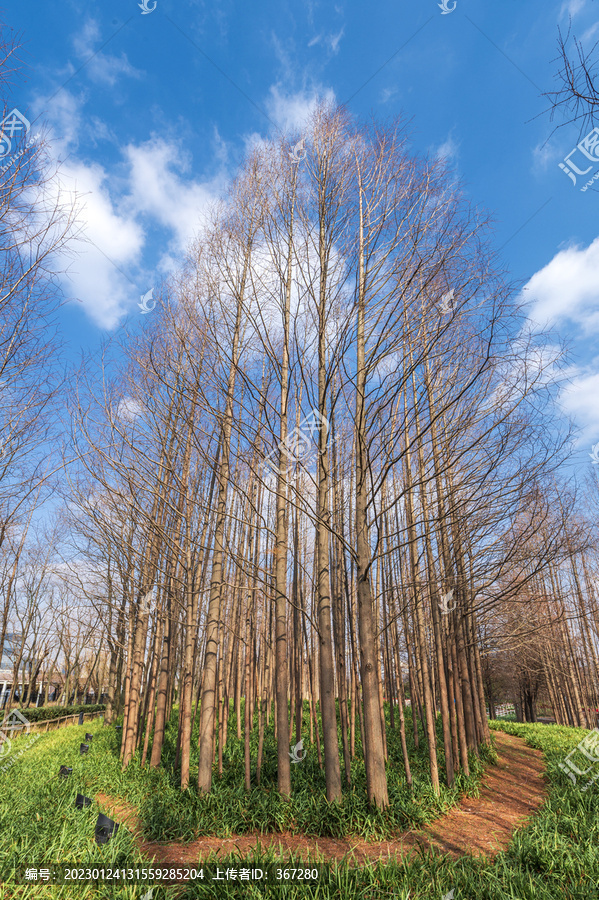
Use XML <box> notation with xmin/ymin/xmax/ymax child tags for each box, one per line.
<box><xmin>25</xmin><ymin>710</ymin><xmax>105</xmax><ymax>735</ymax></box>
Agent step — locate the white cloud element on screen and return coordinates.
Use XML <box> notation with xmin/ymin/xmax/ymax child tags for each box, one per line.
<box><xmin>29</xmin><ymin>88</ymin><xmax>228</xmax><ymax>328</ymax></box>
<box><xmin>435</xmin><ymin>134</ymin><xmax>459</xmax><ymax>164</ymax></box>
<box><xmin>265</xmin><ymin>86</ymin><xmax>336</xmax><ymax>134</ymax></box>
<box><xmin>57</xmin><ymin>159</ymin><xmax>145</xmax><ymax>328</ymax></box>
<box><xmin>124</xmin><ymin>137</ymin><xmax>225</xmax><ymax>260</ymax></box>
<box><xmin>582</xmin><ymin>22</ymin><xmax>599</xmax><ymax>43</ymax></box>
<box><xmin>522</xmin><ymin>237</ymin><xmax>599</xmax><ymax>334</ymax></box>
<box><xmin>30</xmin><ymin>81</ymin><xmax>339</xmax><ymax>330</ymax></box>
<box><xmin>380</xmin><ymin>86</ymin><xmax>398</xmax><ymax>104</ymax></box>
<box><xmin>26</xmin><ymin>90</ymin><xmax>142</xmax><ymax>327</ymax></box>
<box><xmin>329</xmin><ymin>29</ymin><xmax>344</xmax><ymax>54</ymax></box>
<box><xmin>308</xmin><ymin>29</ymin><xmax>344</xmax><ymax>54</ymax></box>
<box><xmin>72</xmin><ymin>20</ymin><xmax>141</xmax><ymax>86</ymax></box>
<box><xmin>35</xmin><ymin>90</ymin><xmax>83</xmax><ymax>152</ymax></box>
<box><xmin>559</xmin><ymin>366</ymin><xmax>599</xmax><ymax>446</ymax></box>
<box><xmin>560</xmin><ymin>0</ymin><xmax>587</xmax><ymax>17</ymax></box>
<box><xmin>532</xmin><ymin>138</ymin><xmax>562</xmax><ymax>172</ymax></box>
<box><xmin>241</xmin><ymin>87</ymin><xmax>337</xmax><ymax>159</ymax></box>
<box><xmin>61</xmin><ymin>134</ymin><xmax>227</xmax><ymax>325</ymax></box>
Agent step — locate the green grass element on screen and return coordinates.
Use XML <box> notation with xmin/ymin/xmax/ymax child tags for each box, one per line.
<box><xmin>0</xmin><ymin>713</ymin><xmax>597</xmax><ymax>898</ymax></box>
<box><xmin>126</xmin><ymin>702</ymin><xmax>490</xmax><ymax>843</ymax></box>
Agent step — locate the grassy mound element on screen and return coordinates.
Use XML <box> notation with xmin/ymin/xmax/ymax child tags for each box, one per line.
<box><xmin>0</xmin><ymin>715</ymin><xmax>596</xmax><ymax>897</ymax></box>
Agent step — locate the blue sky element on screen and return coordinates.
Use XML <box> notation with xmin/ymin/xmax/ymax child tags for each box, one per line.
<box><xmin>3</xmin><ymin>0</ymin><xmax>599</xmax><ymax>465</ymax></box>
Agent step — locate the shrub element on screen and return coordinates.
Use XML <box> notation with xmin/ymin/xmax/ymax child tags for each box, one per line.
<box><xmin>8</xmin><ymin>703</ymin><xmax>106</xmax><ymax>724</ymax></box>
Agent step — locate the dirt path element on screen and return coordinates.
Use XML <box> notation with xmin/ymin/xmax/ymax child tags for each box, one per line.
<box><xmin>96</xmin><ymin>731</ymin><xmax>547</xmax><ymax>867</ymax></box>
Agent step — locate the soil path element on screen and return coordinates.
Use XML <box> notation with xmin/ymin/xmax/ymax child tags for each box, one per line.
<box><xmin>96</xmin><ymin>731</ymin><xmax>547</xmax><ymax>867</ymax></box>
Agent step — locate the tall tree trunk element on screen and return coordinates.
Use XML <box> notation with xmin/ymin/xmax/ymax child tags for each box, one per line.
<box><xmin>353</xmin><ymin>172</ymin><xmax>388</xmax><ymax>809</ymax></box>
